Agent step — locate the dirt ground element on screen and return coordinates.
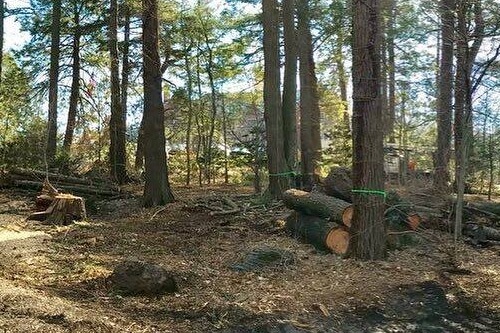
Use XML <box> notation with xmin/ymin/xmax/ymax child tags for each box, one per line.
<box><xmin>0</xmin><ymin>185</ymin><xmax>499</xmax><ymax>332</ymax></box>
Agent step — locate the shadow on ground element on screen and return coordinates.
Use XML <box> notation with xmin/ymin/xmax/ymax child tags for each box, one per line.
<box><xmin>330</xmin><ymin>280</ymin><xmax>499</xmax><ymax>333</ymax></box>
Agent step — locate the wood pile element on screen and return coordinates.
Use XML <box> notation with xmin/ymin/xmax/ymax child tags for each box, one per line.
<box><xmin>283</xmin><ymin>167</ymin><xmax>500</xmax><ymax>254</ymax></box>
<box><xmin>1</xmin><ymin>168</ymin><xmax>120</xmax><ymax>198</ymax></box>
<box><xmin>282</xmin><ymin>188</ymin><xmax>420</xmax><ymax>255</ymax></box>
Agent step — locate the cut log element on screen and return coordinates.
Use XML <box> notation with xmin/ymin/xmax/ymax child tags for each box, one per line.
<box><xmin>10</xmin><ymin>167</ymin><xmax>117</xmax><ymax>189</ymax></box>
<box><xmin>406</xmin><ymin>213</ymin><xmax>422</xmax><ymax>231</ymax></box>
<box><xmin>283</xmin><ymin>189</ymin><xmax>352</xmax><ymax>227</ymax></box>
<box><xmin>15</xmin><ymin>180</ymin><xmax>119</xmax><ymax>197</ymax></box>
<box><xmin>463</xmin><ymin>223</ymin><xmax>500</xmax><ymax>242</ymax></box>
<box><xmin>28</xmin><ymin>193</ymin><xmax>86</xmax><ymax>225</ymax></box>
<box><xmin>467</xmin><ymin>201</ymin><xmax>500</xmax><ymax>216</ymax></box>
<box><xmin>286</xmin><ymin>212</ymin><xmax>349</xmax><ymax>255</ymax></box>
<box><xmin>322</xmin><ymin>167</ymin><xmax>352</xmax><ymax>202</ymax></box>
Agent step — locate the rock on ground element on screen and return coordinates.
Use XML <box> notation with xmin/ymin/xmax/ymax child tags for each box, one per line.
<box><xmin>110</xmin><ymin>259</ymin><xmax>177</xmax><ymax>296</ymax></box>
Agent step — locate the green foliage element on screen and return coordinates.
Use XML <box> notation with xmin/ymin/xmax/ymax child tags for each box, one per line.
<box><xmin>318</xmin><ymin>86</ymin><xmax>351</xmax><ymax>171</ymax></box>
<box><xmin>0</xmin><ymin>54</ymin><xmax>45</xmax><ymax>168</ymax></box>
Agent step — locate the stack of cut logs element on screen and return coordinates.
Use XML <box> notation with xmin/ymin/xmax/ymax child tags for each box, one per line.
<box><xmin>283</xmin><ymin>167</ymin><xmax>500</xmax><ymax>254</ymax></box>
<box><xmin>3</xmin><ymin>168</ymin><xmax>120</xmax><ymax>197</ymax></box>
<box><xmin>283</xmin><ymin>189</ymin><xmax>421</xmax><ymax>255</ymax></box>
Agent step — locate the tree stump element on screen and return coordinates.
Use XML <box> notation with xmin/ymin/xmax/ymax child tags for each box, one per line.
<box><xmin>28</xmin><ymin>193</ymin><xmax>86</xmax><ymax>225</ymax></box>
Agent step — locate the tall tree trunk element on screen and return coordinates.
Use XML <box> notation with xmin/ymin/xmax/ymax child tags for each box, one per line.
<box><xmin>46</xmin><ymin>0</ymin><xmax>62</xmax><ymax>164</ymax></box>
<box><xmin>262</xmin><ymin>0</ymin><xmax>289</xmax><ymax>199</ymax></box>
<box><xmin>348</xmin><ymin>0</ymin><xmax>386</xmax><ymax>260</ymax></box>
<box><xmin>454</xmin><ymin>0</ymin><xmax>484</xmax><ymax>240</ymax></box>
<box><xmin>121</xmin><ymin>3</ymin><xmax>130</xmax><ymax>138</ymax></box>
<box><xmin>142</xmin><ymin>0</ymin><xmax>175</xmax><ymax>207</ymax></box>
<box><xmin>386</xmin><ymin>0</ymin><xmax>396</xmax><ymax>143</ymax></box>
<box><xmin>0</xmin><ymin>1</ymin><xmax>4</xmax><ymax>83</ymax></box>
<box><xmin>63</xmin><ymin>3</ymin><xmax>81</xmax><ymax>153</ymax></box>
<box><xmin>135</xmin><ymin>116</ymin><xmax>145</xmax><ymax>170</ymax></box>
<box><xmin>282</xmin><ymin>0</ymin><xmax>298</xmax><ymax>175</ymax></box>
<box><xmin>109</xmin><ymin>0</ymin><xmax>128</xmax><ymax>184</ymax></box>
<box><xmin>195</xmin><ymin>47</ymin><xmax>207</xmax><ymax>185</ymax></box>
<box><xmin>380</xmin><ymin>0</ymin><xmax>388</xmax><ymax>139</ymax></box>
<box><xmin>434</xmin><ymin>0</ymin><xmax>455</xmax><ymax>193</ymax></box>
<box><xmin>297</xmin><ymin>0</ymin><xmax>321</xmax><ymax>190</ymax></box>
<box><xmin>184</xmin><ymin>38</ymin><xmax>194</xmax><ymax>186</ymax></box>
<box><xmin>487</xmin><ymin>133</ymin><xmax>493</xmax><ymax>201</ymax></box>
<box><xmin>336</xmin><ymin>38</ymin><xmax>349</xmax><ymax>129</ymax></box>
<box><xmin>203</xmin><ymin>31</ymin><xmax>218</xmax><ymax>184</ymax></box>
<box><xmin>221</xmin><ymin>92</ymin><xmax>229</xmax><ymax>184</ymax></box>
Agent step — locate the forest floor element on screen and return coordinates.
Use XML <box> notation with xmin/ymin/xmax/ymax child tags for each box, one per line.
<box><xmin>0</xmin><ymin>185</ymin><xmax>499</xmax><ymax>332</ymax></box>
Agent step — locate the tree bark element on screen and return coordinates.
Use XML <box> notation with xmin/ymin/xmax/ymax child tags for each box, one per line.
<box><xmin>46</xmin><ymin>0</ymin><xmax>62</xmax><ymax>163</ymax></box>
<box><xmin>142</xmin><ymin>0</ymin><xmax>175</xmax><ymax>207</ymax></box>
<box><xmin>434</xmin><ymin>0</ymin><xmax>455</xmax><ymax>193</ymax></box>
<box><xmin>297</xmin><ymin>0</ymin><xmax>321</xmax><ymax>190</ymax></box>
<box><xmin>202</xmin><ymin>30</ymin><xmax>218</xmax><ymax>184</ymax></box>
<box><xmin>336</xmin><ymin>39</ymin><xmax>350</xmax><ymax>129</ymax></box>
<box><xmin>454</xmin><ymin>0</ymin><xmax>484</xmax><ymax>240</ymax></box>
<box><xmin>386</xmin><ymin>0</ymin><xmax>396</xmax><ymax>143</ymax></box>
<box><xmin>0</xmin><ymin>0</ymin><xmax>4</xmax><ymax>84</ymax></box>
<box><xmin>63</xmin><ymin>3</ymin><xmax>81</xmax><ymax>153</ymax></box>
<box><xmin>323</xmin><ymin>166</ymin><xmax>352</xmax><ymax>202</ymax></box>
<box><xmin>221</xmin><ymin>92</ymin><xmax>229</xmax><ymax>184</ymax></box>
<box><xmin>282</xmin><ymin>189</ymin><xmax>352</xmax><ymax>226</ymax></box>
<box><xmin>348</xmin><ymin>0</ymin><xmax>387</xmax><ymax>260</ymax></box>
<box><xmin>262</xmin><ymin>0</ymin><xmax>289</xmax><ymax>198</ymax></box>
<box><xmin>121</xmin><ymin>3</ymin><xmax>131</xmax><ymax>143</ymax></box>
<box><xmin>183</xmin><ymin>37</ymin><xmax>194</xmax><ymax>186</ymax></box>
<box><xmin>282</xmin><ymin>0</ymin><xmax>298</xmax><ymax>175</ymax></box>
<box><xmin>286</xmin><ymin>212</ymin><xmax>349</xmax><ymax>254</ymax></box>
<box><xmin>135</xmin><ymin>116</ymin><xmax>145</xmax><ymax>171</ymax></box>
<box><xmin>109</xmin><ymin>0</ymin><xmax>128</xmax><ymax>184</ymax></box>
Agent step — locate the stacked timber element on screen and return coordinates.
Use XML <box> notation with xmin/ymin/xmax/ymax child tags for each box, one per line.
<box><xmin>288</xmin><ymin>167</ymin><xmax>500</xmax><ymax>251</ymax></box>
<box><xmin>2</xmin><ymin>168</ymin><xmax>120</xmax><ymax>197</ymax></box>
<box><xmin>282</xmin><ymin>189</ymin><xmax>422</xmax><ymax>255</ymax></box>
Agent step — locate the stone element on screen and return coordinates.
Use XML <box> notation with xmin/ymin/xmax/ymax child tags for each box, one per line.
<box><xmin>110</xmin><ymin>259</ymin><xmax>177</xmax><ymax>296</ymax></box>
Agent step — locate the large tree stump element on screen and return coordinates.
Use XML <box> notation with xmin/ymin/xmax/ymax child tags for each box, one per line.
<box><xmin>286</xmin><ymin>212</ymin><xmax>350</xmax><ymax>255</ymax></box>
<box><xmin>28</xmin><ymin>193</ymin><xmax>86</xmax><ymax>225</ymax></box>
<box><xmin>323</xmin><ymin>167</ymin><xmax>353</xmax><ymax>202</ymax></box>
<box><xmin>283</xmin><ymin>189</ymin><xmax>352</xmax><ymax>227</ymax></box>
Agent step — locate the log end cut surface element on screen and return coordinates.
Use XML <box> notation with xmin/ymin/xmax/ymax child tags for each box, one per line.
<box><xmin>325</xmin><ymin>226</ymin><xmax>350</xmax><ymax>255</ymax></box>
<box><xmin>342</xmin><ymin>206</ymin><xmax>353</xmax><ymax>228</ymax></box>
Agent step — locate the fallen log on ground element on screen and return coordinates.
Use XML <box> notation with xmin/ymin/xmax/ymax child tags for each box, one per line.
<box><xmin>10</xmin><ymin>167</ymin><xmax>117</xmax><ymax>189</ymax></box>
<box><xmin>283</xmin><ymin>189</ymin><xmax>352</xmax><ymax>227</ymax></box>
<box><xmin>286</xmin><ymin>212</ymin><xmax>350</xmax><ymax>255</ymax></box>
<box><xmin>463</xmin><ymin>223</ymin><xmax>500</xmax><ymax>243</ymax></box>
<box><xmin>323</xmin><ymin>167</ymin><xmax>352</xmax><ymax>202</ymax></box>
<box><xmin>463</xmin><ymin>202</ymin><xmax>500</xmax><ymax>223</ymax></box>
<box><xmin>283</xmin><ymin>189</ymin><xmax>421</xmax><ymax>231</ymax></box>
<box><xmin>2</xmin><ymin>168</ymin><xmax>121</xmax><ymax>198</ymax></box>
<box><xmin>14</xmin><ymin>180</ymin><xmax>119</xmax><ymax>197</ymax></box>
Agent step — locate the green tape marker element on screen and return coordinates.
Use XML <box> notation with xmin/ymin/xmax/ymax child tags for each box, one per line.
<box><xmin>351</xmin><ymin>189</ymin><xmax>387</xmax><ymax>198</ymax></box>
